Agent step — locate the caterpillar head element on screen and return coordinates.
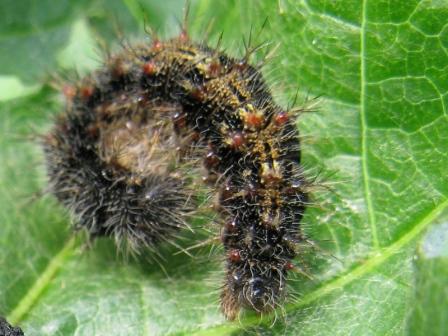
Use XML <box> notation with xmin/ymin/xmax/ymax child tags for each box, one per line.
<box><xmin>221</xmin><ymin>262</ymin><xmax>287</xmax><ymax>320</ymax></box>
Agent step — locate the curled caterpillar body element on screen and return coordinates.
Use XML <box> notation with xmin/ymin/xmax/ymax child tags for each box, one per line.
<box><xmin>44</xmin><ymin>32</ymin><xmax>308</xmax><ymax>318</ymax></box>
<box><xmin>44</xmin><ymin>64</ymin><xmax>197</xmax><ymax>253</ymax></box>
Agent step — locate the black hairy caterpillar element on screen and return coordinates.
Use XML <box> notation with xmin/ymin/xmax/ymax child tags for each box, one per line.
<box><xmin>0</xmin><ymin>317</ymin><xmax>24</xmax><ymax>336</ymax></box>
<box><xmin>43</xmin><ymin>20</ymin><xmax>311</xmax><ymax>320</ymax></box>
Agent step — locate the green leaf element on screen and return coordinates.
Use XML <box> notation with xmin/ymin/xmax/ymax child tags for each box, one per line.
<box><xmin>407</xmin><ymin>222</ymin><xmax>448</xmax><ymax>335</ymax></box>
<box><xmin>1</xmin><ymin>0</ymin><xmax>447</xmax><ymax>335</ymax></box>
<box><xmin>405</xmin><ymin>221</ymin><xmax>448</xmax><ymax>336</ymax></box>
<box><xmin>0</xmin><ymin>0</ymin><xmax>91</xmax><ymax>81</ymax></box>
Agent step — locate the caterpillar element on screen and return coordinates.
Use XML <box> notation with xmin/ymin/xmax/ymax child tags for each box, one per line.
<box><xmin>43</xmin><ymin>25</ymin><xmax>310</xmax><ymax>320</ymax></box>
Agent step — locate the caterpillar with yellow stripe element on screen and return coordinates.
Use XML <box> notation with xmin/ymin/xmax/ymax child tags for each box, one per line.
<box><xmin>43</xmin><ymin>21</ymin><xmax>311</xmax><ymax>320</ymax></box>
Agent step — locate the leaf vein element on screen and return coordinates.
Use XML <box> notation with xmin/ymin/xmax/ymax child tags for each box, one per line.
<box><xmin>360</xmin><ymin>0</ymin><xmax>379</xmax><ymax>249</ymax></box>
<box><xmin>6</xmin><ymin>236</ymin><xmax>76</xmax><ymax>325</ymax></box>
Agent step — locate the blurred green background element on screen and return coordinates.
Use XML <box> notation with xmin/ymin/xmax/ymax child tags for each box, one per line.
<box><xmin>0</xmin><ymin>0</ymin><xmax>447</xmax><ymax>335</ymax></box>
